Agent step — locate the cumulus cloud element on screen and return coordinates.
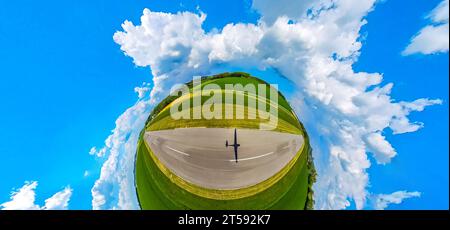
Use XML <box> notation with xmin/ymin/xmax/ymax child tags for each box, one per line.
<box><xmin>0</xmin><ymin>181</ymin><xmax>40</xmax><ymax>210</ymax></box>
<box><xmin>134</xmin><ymin>82</ymin><xmax>151</xmax><ymax>99</ymax></box>
<box><xmin>89</xmin><ymin>146</ymin><xmax>107</xmax><ymax>158</ymax></box>
<box><xmin>371</xmin><ymin>191</ymin><xmax>421</xmax><ymax>210</ymax></box>
<box><xmin>365</xmin><ymin>132</ymin><xmax>396</xmax><ymax>164</ymax></box>
<box><xmin>1</xmin><ymin>181</ymin><xmax>72</xmax><ymax>210</ymax></box>
<box><xmin>92</xmin><ymin>0</ymin><xmax>441</xmax><ymax>209</ymax></box>
<box><xmin>42</xmin><ymin>187</ymin><xmax>73</xmax><ymax>210</ymax></box>
<box><xmin>251</xmin><ymin>0</ymin><xmax>316</xmax><ymax>24</ymax></box>
<box><xmin>90</xmin><ymin>84</ymin><xmax>153</xmax><ymax>210</ymax></box>
<box><xmin>403</xmin><ymin>0</ymin><xmax>449</xmax><ymax>55</ymax></box>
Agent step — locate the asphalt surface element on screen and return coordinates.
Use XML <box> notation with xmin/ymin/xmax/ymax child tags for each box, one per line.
<box><xmin>144</xmin><ymin>128</ymin><xmax>304</xmax><ymax>190</ymax></box>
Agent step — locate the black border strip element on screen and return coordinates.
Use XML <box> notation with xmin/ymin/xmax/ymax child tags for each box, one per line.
<box><xmin>0</xmin><ymin>210</ymin><xmax>448</xmax><ymax>227</ymax></box>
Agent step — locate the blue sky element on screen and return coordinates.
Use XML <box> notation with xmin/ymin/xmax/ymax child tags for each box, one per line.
<box><xmin>0</xmin><ymin>0</ymin><xmax>448</xmax><ymax>210</ymax></box>
<box><xmin>356</xmin><ymin>0</ymin><xmax>449</xmax><ymax>209</ymax></box>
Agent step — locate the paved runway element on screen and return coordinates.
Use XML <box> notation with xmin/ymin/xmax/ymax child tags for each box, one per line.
<box><xmin>144</xmin><ymin>128</ymin><xmax>303</xmax><ymax>190</ymax></box>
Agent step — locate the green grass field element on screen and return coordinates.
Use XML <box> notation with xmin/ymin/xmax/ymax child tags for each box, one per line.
<box><xmin>135</xmin><ymin>72</ymin><xmax>316</xmax><ymax>209</ymax></box>
<box><xmin>144</xmin><ymin>73</ymin><xmax>302</xmax><ymax>133</ymax></box>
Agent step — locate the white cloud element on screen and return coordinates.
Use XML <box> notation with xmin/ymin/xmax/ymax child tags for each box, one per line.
<box><xmin>90</xmin><ymin>81</ymin><xmax>154</xmax><ymax>210</ymax></box>
<box><xmin>84</xmin><ymin>170</ymin><xmax>90</xmax><ymax>177</ymax></box>
<box><xmin>1</xmin><ymin>181</ymin><xmax>72</xmax><ymax>210</ymax></box>
<box><xmin>90</xmin><ymin>90</ymin><xmax>152</xmax><ymax>210</ymax></box>
<box><xmin>0</xmin><ymin>181</ymin><xmax>40</xmax><ymax>210</ymax></box>
<box><xmin>93</xmin><ymin>0</ymin><xmax>441</xmax><ymax>210</ymax></box>
<box><xmin>371</xmin><ymin>191</ymin><xmax>421</xmax><ymax>210</ymax></box>
<box><xmin>365</xmin><ymin>132</ymin><xmax>396</xmax><ymax>164</ymax></box>
<box><xmin>134</xmin><ymin>82</ymin><xmax>151</xmax><ymax>99</ymax></box>
<box><xmin>403</xmin><ymin>0</ymin><xmax>449</xmax><ymax>55</ymax></box>
<box><xmin>89</xmin><ymin>147</ymin><xmax>96</xmax><ymax>155</ymax></box>
<box><xmin>42</xmin><ymin>187</ymin><xmax>73</xmax><ymax>210</ymax></box>
<box><xmin>89</xmin><ymin>146</ymin><xmax>107</xmax><ymax>158</ymax></box>
<box><xmin>251</xmin><ymin>0</ymin><xmax>316</xmax><ymax>25</ymax></box>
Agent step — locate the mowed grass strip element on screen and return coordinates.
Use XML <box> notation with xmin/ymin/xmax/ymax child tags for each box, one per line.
<box><xmin>146</xmin><ymin>89</ymin><xmax>303</xmax><ymax>135</ymax></box>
